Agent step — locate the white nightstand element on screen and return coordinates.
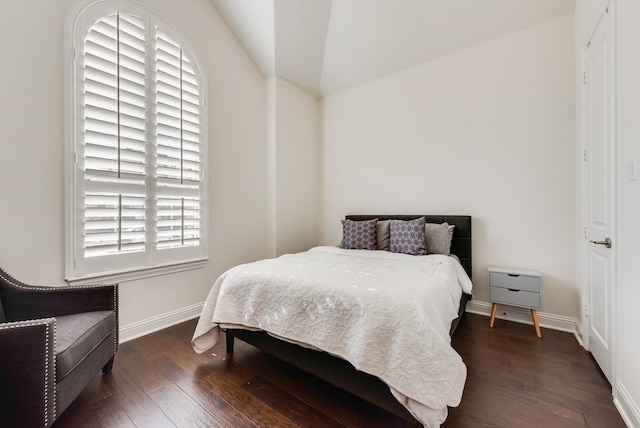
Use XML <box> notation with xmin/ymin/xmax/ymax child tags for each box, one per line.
<box><xmin>488</xmin><ymin>266</ymin><xmax>542</xmax><ymax>338</ymax></box>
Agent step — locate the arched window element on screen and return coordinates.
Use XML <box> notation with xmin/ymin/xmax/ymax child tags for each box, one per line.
<box><xmin>65</xmin><ymin>0</ymin><xmax>207</xmax><ymax>282</ymax></box>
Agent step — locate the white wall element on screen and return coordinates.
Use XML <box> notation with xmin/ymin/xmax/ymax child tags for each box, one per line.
<box><xmin>615</xmin><ymin>0</ymin><xmax>640</xmax><ymax>427</ymax></box>
<box><xmin>0</xmin><ymin>0</ymin><xmax>267</xmax><ymax>333</ymax></box>
<box><xmin>273</xmin><ymin>78</ymin><xmax>319</xmax><ymax>255</ymax></box>
<box><xmin>575</xmin><ymin>0</ymin><xmax>640</xmax><ymax>424</ymax></box>
<box><xmin>614</xmin><ymin>0</ymin><xmax>640</xmax><ymax>424</ymax></box>
<box><xmin>265</xmin><ymin>76</ymin><xmax>319</xmax><ymax>256</ymax></box>
<box><xmin>320</xmin><ymin>14</ymin><xmax>577</xmax><ymax>317</ymax></box>
<box><xmin>616</xmin><ymin>0</ymin><xmax>640</xmax><ymax>419</ymax></box>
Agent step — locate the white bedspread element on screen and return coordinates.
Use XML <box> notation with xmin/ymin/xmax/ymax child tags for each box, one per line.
<box><xmin>191</xmin><ymin>246</ymin><xmax>473</xmax><ymax>427</ymax></box>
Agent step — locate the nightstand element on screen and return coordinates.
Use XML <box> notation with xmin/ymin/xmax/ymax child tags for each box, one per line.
<box><xmin>488</xmin><ymin>266</ymin><xmax>542</xmax><ymax>338</ymax></box>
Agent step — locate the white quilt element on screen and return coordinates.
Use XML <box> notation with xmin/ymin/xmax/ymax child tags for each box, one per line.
<box><xmin>191</xmin><ymin>246</ymin><xmax>473</xmax><ymax>427</ymax></box>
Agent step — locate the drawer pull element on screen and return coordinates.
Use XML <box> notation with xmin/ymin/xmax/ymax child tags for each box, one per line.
<box><xmin>508</xmin><ymin>288</ymin><xmax>520</xmax><ymax>292</ymax></box>
<box><xmin>507</xmin><ymin>274</ymin><xmax>520</xmax><ymax>277</ymax></box>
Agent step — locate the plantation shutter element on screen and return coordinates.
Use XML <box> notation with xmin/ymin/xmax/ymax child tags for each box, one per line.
<box><xmin>155</xmin><ymin>28</ymin><xmax>202</xmax><ymax>249</ymax></box>
<box><xmin>69</xmin><ymin>2</ymin><xmax>207</xmax><ymax>281</ymax></box>
<box><xmin>82</xmin><ymin>13</ymin><xmax>147</xmax><ymax>258</ymax></box>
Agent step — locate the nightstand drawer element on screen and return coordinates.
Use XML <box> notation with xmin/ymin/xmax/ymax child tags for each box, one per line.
<box><xmin>489</xmin><ymin>286</ymin><xmax>540</xmax><ymax>309</ymax></box>
<box><xmin>489</xmin><ymin>271</ymin><xmax>540</xmax><ymax>293</ymax></box>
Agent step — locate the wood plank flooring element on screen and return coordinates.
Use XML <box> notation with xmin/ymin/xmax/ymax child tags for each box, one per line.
<box><xmin>53</xmin><ymin>313</ymin><xmax>626</xmax><ymax>427</ymax></box>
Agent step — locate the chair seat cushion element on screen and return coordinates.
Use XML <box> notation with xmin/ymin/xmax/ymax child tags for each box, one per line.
<box><xmin>55</xmin><ymin>311</ymin><xmax>116</xmax><ymax>379</ymax></box>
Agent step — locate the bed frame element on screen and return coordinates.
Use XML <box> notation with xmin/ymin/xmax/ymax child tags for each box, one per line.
<box><xmin>225</xmin><ymin>215</ymin><xmax>472</xmax><ymax>421</ymax></box>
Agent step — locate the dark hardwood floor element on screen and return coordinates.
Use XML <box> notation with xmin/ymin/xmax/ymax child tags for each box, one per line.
<box><xmin>53</xmin><ymin>313</ymin><xmax>626</xmax><ymax>427</ymax></box>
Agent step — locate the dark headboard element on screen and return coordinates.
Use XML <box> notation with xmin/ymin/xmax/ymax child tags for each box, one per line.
<box><xmin>345</xmin><ymin>215</ymin><xmax>472</xmax><ymax>280</ymax></box>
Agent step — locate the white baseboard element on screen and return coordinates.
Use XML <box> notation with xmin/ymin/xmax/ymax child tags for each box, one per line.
<box><xmin>119</xmin><ymin>300</ymin><xmax>582</xmax><ymax>346</ymax></box>
<box><xmin>616</xmin><ymin>381</ymin><xmax>640</xmax><ymax>428</ymax></box>
<box><xmin>119</xmin><ymin>302</ymin><xmax>204</xmax><ymax>343</ymax></box>
<box><xmin>465</xmin><ymin>299</ymin><xmax>583</xmax><ymax>344</ymax></box>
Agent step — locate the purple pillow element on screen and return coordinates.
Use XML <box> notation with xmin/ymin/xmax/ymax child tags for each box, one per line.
<box><xmin>389</xmin><ymin>217</ymin><xmax>428</xmax><ymax>255</ymax></box>
<box><xmin>340</xmin><ymin>218</ymin><xmax>378</xmax><ymax>250</ymax></box>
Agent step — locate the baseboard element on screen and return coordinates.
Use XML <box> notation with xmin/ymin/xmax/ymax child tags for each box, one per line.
<box><xmin>615</xmin><ymin>381</ymin><xmax>640</xmax><ymax>428</ymax></box>
<box><xmin>119</xmin><ymin>302</ymin><xmax>204</xmax><ymax>343</ymax></box>
<box><xmin>465</xmin><ymin>300</ymin><xmax>583</xmax><ymax>344</ymax></box>
<box><xmin>119</xmin><ymin>300</ymin><xmax>581</xmax><ymax>346</ymax></box>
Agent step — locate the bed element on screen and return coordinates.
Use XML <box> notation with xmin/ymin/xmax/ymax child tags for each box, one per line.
<box><xmin>192</xmin><ymin>215</ymin><xmax>472</xmax><ymax>427</ymax></box>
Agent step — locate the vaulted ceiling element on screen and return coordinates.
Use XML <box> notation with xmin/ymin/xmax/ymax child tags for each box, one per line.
<box><xmin>210</xmin><ymin>0</ymin><xmax>575</xmax><ymax>97</ymax></box>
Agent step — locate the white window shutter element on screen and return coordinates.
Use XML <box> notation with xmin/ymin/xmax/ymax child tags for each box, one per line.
<box><xmin>155</xmin><ymin>28</ymin><xmax>202</xmax><ymax>250</ymax></box>
<box><xmin>67</xmin><ymin>2</ymin><xmax>207</xmax><ymax>281</ymax></box>
<box><xmin>82</xmin><ymin>13</ymin><xmax>147</xmax><ymax>259</ymax></box>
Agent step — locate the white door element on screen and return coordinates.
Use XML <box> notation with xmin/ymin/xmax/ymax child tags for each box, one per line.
<box><xmin>584</xmin><ymin>6</ymin><xmax>615</xmax><ymax>384</ymax></box>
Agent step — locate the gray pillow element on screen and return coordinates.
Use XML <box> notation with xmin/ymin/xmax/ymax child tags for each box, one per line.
<box><xmin>376</xmin><ymin>220</ymin><xmax>390</xmax><ymax>250</ymax></box>
<box><xmin>447</xmin><ymin>224</ymin><xmax>455</xmax><ymax>252</ymax></box>
<box><xmin>389</xmin><ymin>217</ymin><xmax>428</xmax><ymax>255</ymax></box>
<box><xmin>340</xmin><ymin>218</ymin><xmax>378</xmax><ymax>250</ymax></box>
<box><xmin>425</xmin><ymin>222</ymin><xmax>454</xmax><ymax>255</ymax></box>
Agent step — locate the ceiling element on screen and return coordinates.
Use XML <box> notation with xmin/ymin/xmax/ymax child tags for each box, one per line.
<box><xmin>210</xmin><ymin>0</ymin><xmax>575</xmax><ymax>97</ymax></box>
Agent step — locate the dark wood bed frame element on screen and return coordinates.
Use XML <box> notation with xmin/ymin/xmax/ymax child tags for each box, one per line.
<box><xmin>225</xmin><ymin>215</ymin><xmax>472</xmax><ymax>422</ymax></box>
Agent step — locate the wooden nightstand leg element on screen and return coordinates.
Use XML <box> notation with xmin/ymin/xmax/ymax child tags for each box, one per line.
<box><xmin>531</xmin><ymin>309</ymin><xmax>542</xmax><ymax>338</ymax></box>
<box><xmin>490</xmin><ymin>303</ymin><xmax>498</xmax><ymax>328</ymax></box>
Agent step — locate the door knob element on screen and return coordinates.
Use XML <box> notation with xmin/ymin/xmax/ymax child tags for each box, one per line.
<box><xmin>589</xmin><ymin>237</ymin><xmax>612</xmax><ymax>248</ymax></box>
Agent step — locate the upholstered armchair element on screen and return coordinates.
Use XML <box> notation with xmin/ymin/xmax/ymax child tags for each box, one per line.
<box><xmin>0</xmin><ymin>268</ymin><xmax>118</xmax><ymax>427</ymax></box>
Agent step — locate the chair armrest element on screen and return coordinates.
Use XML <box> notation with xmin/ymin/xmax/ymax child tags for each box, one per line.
<box><xmin>0</xmin><ymin>268</ymin><xmax>119</xmax><ymax>349</ymax></box>
<box><xmin>0</xmin><ymin>319</ymin><xmax>56</xmax><ymax>427</ymax></box>
<box><xmin>0</xmin><ymin>268</ymin><xmax>116</xmax><ymax>316</ymax></box>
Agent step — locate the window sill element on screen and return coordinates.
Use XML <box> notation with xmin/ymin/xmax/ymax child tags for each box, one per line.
<box><xmin>66</xmin><ymin>258</ymin><xmax>208</xmax><ymax>285</ymax></box>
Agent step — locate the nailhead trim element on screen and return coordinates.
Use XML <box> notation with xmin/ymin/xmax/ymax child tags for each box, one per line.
<box><xmin>52</xmin><ymin>319</ymin><xmax>57</xmax><ymax>424</ymax></box>
<box><xmin>0</xmin><ymin>268</ymin><xmax>114</xmax><ymax>291</ymax></box>
<box><xmin>0</xmin><ymin>320</ymin><xmax>54</xmax><ymax>427</ymax></box>
<box><xmin>0</xmin><ymin>320</ymin><xmax>53</xmax><ymax>332</ymax></box>
<box><xmin>113</xmin><ymin>285</ymin><xmax>118</xmax><ymax>353</ymax></box>
<box><xmin>44</xmin><ymin>322</ymin><xmax>49</xmax><ymax>427</ymax></box>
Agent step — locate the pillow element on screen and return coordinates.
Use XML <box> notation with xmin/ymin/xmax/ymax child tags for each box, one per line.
<box><xmin>447</xmin><ymin>224</ymin><xmax>455</xmax><ymax>252</ymax></box>
<box><xmin>389</xmin><ymin>217</ymin><xmax>428</xmax><ymax>255</ymax></box>
<box><xmin>340</xmin><ymin>218</ymin><xmax>378</xmax><ymax>250</ymax></box>
<box><xmin>376</xmin><ymin>220</ymin><xmax>390</xmax><ymax>250</ymax></box>
<box><xmin>425</xmin><ymin>222</ymin><xmax>454</xmax><ymax>255</ymax></box>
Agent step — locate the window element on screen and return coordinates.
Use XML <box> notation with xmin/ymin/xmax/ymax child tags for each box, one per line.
<box><xmin>65</xmin><ymin>0</ymin><xmax>207</xmax><ymax>282</ymax></box>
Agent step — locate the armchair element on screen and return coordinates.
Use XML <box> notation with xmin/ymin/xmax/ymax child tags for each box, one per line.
<box><xmin>0</xmin><ymin>268</ymin><xmax>118</xmax><ymax>427</ymax></box>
